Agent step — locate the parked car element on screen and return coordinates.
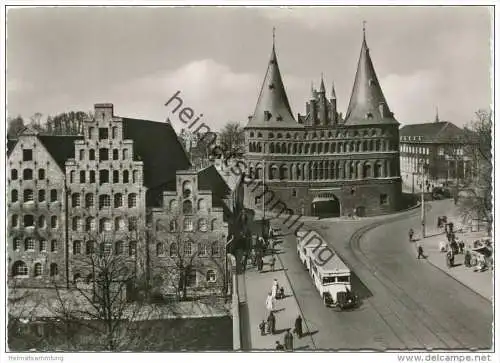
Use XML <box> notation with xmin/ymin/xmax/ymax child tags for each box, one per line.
<box><xmin>432</xmin><ymin>187</ymin><xmax>452</xmax><ymax>200</ymax></box>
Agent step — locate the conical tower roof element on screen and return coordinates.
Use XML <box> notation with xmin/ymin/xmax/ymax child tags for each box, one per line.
<box><xmin>345</xmin><ymin>30</ymin><xmax>398</xmax><ymax>126</ymax></box>
<box><xmin>246</xmin><ymin>35</ymin><xmax>302</xmax><ymax>129</ymax></box>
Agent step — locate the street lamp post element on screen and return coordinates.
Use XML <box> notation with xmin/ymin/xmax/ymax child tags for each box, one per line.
<box><xmin>420</xmin><ymin>159</ymin><xmax>427</xmax><ymax>239</ymax></box>
<box><xmin>262</xmin><ymin>159</ymin><xmax>266</xmax><ymax>238</ymax></box>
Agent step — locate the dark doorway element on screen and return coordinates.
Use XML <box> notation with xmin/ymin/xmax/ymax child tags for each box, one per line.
<box><xmin>311</xmin><ymin>194</ymin><xmax>341</xmax><ymax>218</ymax></box>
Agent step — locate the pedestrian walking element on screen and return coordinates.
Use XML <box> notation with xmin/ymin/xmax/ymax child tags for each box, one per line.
<box><xmin>416</xmin><ymin>241</ymin><xmax>425</xmax><ymax>259</ymax></box>
<box><xmin>464</xmin><ymin>250</ymin><xmax>472</xmax><ymax>267</ymax></box>
<box><xmin>267</xmin><ymin>311</ymin><xmax>276</xmax><ymax>334</ymax></box>
<box><xmin>259</xmin><ymin>320</ymin><xmax>266</xmax><ymax>336</ymax></box>
<box><xmin>275</xmin><ymin>341</ymin><xmax>284</xmax><ymax>351</ymax></box>
<box><xmin>265</xmin><ymin>292</ymin><xmax>275</xmax><ymax>312</ymax></box>
<box><xmin>270</xmin><ymin>255</ymin><xmax>276</xmax><ymax>272</ymax></box>
<box><xmin>408</xmin><ymin>228</ymin><xmax>414</xmax><ymax>242</ymax></box>
<box><xmin>271</xmin><ymin>278</ymin><xmax>279</xmax><ymax>299</ymax></box>
<box><xmin>284</xmin><ymin>328</ymin><xmax>294</xmax><ymax>351</ymax></box>
<box><xmin>294</xmin><ymin>315</ymin><xmax>303</xmax><ymax>338</ymax></box>
<box><xmin>278</xmin><ymin>286</ymin><xmax>285</xmax><ymax>300</ymax></box>
<box><xmin>257</xmin><ymin>255</ymin><xmax>264</xmax><ymax>272</ymax></box>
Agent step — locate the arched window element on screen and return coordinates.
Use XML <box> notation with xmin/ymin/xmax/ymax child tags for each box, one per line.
<box><xmin>133</xmin><ymin>170</ymin><xmax>139</xmax><ymax>183</ymax></box>
<box><xmin>112</xmin><ymin>126</ymin><xmax>118</xmax><ymax>139</ymax></box>
<box><xmin>99</xmin><ymin>194</ymin><xmax>110</xmax><ymax>209</ymax></box>
<box><xmin>169</xmin><ymin>219</ymin><xmax>178</xmax><ymax>232</ymax></box>
<box><xmin>85</xmin><ymin>193</ymin><xmax>94</xmax><ymax>208</ymax></box>
<box><xmin>183</xmin><ymin>218</ymin><xmax>193</xmax><ymax>231</ymax></box>
<box><xmin>24</xmin><ymin>215</ymin><xmax>35</xmax><ymax>227</ymax></box>
<box><xmin>99</xmin><ymin>218</ymin><xmax>112</xmax><ymax>232</ymax></box>
<box><xmin>198</xmin><ymin>218</ymin><xmax>208</xmax><ymax>232</ymax></box>
<box><xmin>85</xmin><ymin>217</ymin><xmax>96</xmax><ymax>231</ymax></box>
<box><xmin>88</xmin><ymin>127</ymin><xmax>95</xmax><ymax>139</ymax></box>
<box><xmin>128</xmin><ymin>217</ymin><xmax>138</xmax><ymax>231</ymax></box>
<box><xmin>128</xmin><ymin>193</ymin><xmax>137</xmax><ymax>208</ymax></box>
<box><xmin>184</xmin><ymin>241</ymin><xmax>193</xmax><ymax>256</ymax></box>
<box><xmin>169</xmin><ymin>200</ymin><xmax>178</xmax><ymax>212</ymax></box>
<box><xmin>115</xmin><ymin>217</ymin><xmax>126</xmax><ymax>231</ymax></box>
<box><xmin>182</xmin><ymin>181</ymin><xmax>192</xmax><ymax>198</ymax></box>
<box><xmin>38</xmin><ymin>169</ymin><xmax>45</xmax><ymax>180</ymax></box>
<box><xmin>123</xmin><ymin>170</ymin><xmax>129</xmax><ymax>183</ymax></box>
<box><xmin>50</xmin><ymin>239</ymin><xmax>58</xmax><ymax>252</ymax></box>
<box><xmin>129</xmin><ymin>241</ymin><xmax>137</xmax><ymax>256</ymax></box>
<box><xmin>23</xmin><ymin>169</ymin><xmax>33</xmax><ymax>180</ymax></box>
<box><xmin>24</xmin><ymin>189</ymin><xmax>34</xmax><ymax>202</ymax></box>
<box><xmin>13</xmin><ymin>261</ymin><xmax>28</xmax><ymax>277</ymax></box>
<box><xmin>211</xmin><ymin>219</ymin><xmax>217</xmax><ymax>231</ymax></box>
<box><xmin>113</xmin><ymin>170</ymin><xmax>119</xmax><ymax>183</ymax></box>
<box><xmin>115</xmin><ymin>241</ymin><xmax>124</xmax><ymax>255</ymax></box>
<box><xmin>50</xmin><ymin>263</ymin><xmax>58</xmax><ymax>277</ymax></box>
<box><xmin>206</xmin><ymin>270</ymin><xmax>216</xmax><ymax>282</ymax></box>
<box><xmin>122</xmin><ymin>149</ymin><xmax>129</xmax><ymax>160</ymax></box>
<box><xmin>113</xmin><ymin>149</ymin><xmax>119</xmax><ymax>160</ymax></box>
<box><xmin>38</xmin><ymin>215</ymin><xmax>46</xmax><ymax>228</ymax></box>
<box><xmin>72</xmin><ymin>217</ymin><xmax>82</xmax><ymax>231</ymax></box>
<box><xmin>113</xmin><ymin>193</ymin><xmax>123</xmax><ymax>208</ymax></box>
<box><xmin>89</xmin><ymin>149</ymin><xmax>96</xmax><ymax>160</ymax></box>
<box><xmin>101</xmin><ymin>242</ymin><xmax>112</xmax><ymax>256</ymax></box>
<box><xmin>24</xmin><ymin>238</ymin><xmax>35</xmax><ymax>251</ymax></box>
<box><xmin>34</xmin><ymin>263</ymin><xmax>42</xmax><ymax>277</ymax></box>
<box><xmin>86</xmin><ymin>241</ymin><xmax>96</xmax><ymax>255</ymax></box>
<box><xmin>72</xmin><ymin>193</ymin><xmax>81</xmax><ymax>207</ymax></box>
<box><xmin>38</xmin><ymin>189</ymin><xmax>46</xmax><ymax>202</ymax></box>
<box><xmin>198</xmin><ymin>243</ymin><xmax>207</xmax><ymax>256</ymax></box>
<box><xmin>183</xmin><ymin>200</ymin><xmax>193</xmax><ymax>214</ymax></box>
<box><xmin>211</xmin><ymin>242</ymin><xmax>219</xmax><ymax>256</ymax></box>
<box><xmin>13</xmin><ymin>238</ymin><xmax>21</xmax><ymax>251</ymax></box>
<box><xmin>39</xmin><ymin>239</ymin><xmax>47</xmax><ymax>252</ymax></box>
<box><xmin>156</xmin><ymin>243</ymin><xmax>164</xmax><ymax>256</ymax></box>
<box><xmin>11</xmin><ymin>169</ymin><xmax>18</xmax><ymax>180</ymax></box>
<box><xmin>11</xmin><ymin>215</ymin><xmax>19</xmax><ymax>228</ymax></box>
<box><xmin>198</xmin><ymin>199</ymin><xmax>207</xmax><ymax>212</ymax></box>
<box><xmin>170</xmin><ymin>243</ymin><xmax>178</xmax><ymax>257</ymax></box>
<box><xmin>11</xmin><ymin>189</ymin><xmax>18</xmax><ymax>203</ymax></box>
<box><xmin>73</xmin><ymin>240</ymin><xmax>82</xmax><ymax>255</ymax></box>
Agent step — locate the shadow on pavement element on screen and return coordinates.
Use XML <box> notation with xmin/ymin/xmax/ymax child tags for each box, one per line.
<box><xmin>351</xmin><ymin>271</ymin><xmax>373</xmax><ymax>300</ymax></box>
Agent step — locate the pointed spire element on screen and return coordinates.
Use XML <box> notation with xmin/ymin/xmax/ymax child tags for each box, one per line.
<box><xmin>319</xmin><ymin>73</ymin><xmax>326</xmax><ymax>93</ymax></box>
<box><xmin>246</xmin><ymin>28</ymin><xmax>301</xmax><ymax>128</ymax></box>
<box><xmin>435</xmin><ymin>106</ymin><xmax>440</xmax><ymax>123</ymax></box>
<box><xmin>331</xmin><ymin>80</ymin><xmax>337</xmax><ymax>99</ymax></box>
<box><xmin>310</xmin><ymin>81</ymin><xmax>316</xmax><ymax>99</ymax></box>
<box><xmin>344</xmin><ymin>25</ymin><xmax>398</xmax><ymax>126</ymax></box>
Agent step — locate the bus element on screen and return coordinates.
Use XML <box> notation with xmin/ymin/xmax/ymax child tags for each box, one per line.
<box><xmin>296</xmin><ymin>230</ymin><xmax>328</xmax><ymax>270</ymax></box>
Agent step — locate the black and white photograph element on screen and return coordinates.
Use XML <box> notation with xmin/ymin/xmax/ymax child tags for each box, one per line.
<box><xmin>1</xmin><ymin>2</ymin><xmax>496</xmax><ymax>362</ymax></box>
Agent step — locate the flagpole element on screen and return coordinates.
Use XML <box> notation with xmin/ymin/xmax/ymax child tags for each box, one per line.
<box><xmin>262</xmin><ymin>158</ymin><xmax>266</xmax><ymax>238</ymax></box>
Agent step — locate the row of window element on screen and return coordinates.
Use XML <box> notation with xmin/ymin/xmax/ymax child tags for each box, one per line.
<box><xmin>77</xmin><ymin>147</ymin><xmax>130</xmax><ymax>161</ymax></box>
<box><xmin>248</xmin><ymin>139</ymin><xmax>394</xmax><ymax>154</ymax></box>
<box><xmin>157</xmin><ymin>218</ymin><xmax>216</xmax><ymax>233</ymax></box>
<box><xmin>11</xmin><ymin>215</ymin><xmax>58</xmax><ymax>229</ymax></box>
<box><xmin>401</xmin><ymin>144</ymin><xmax>430</xmax><ymax>155</ymax></box>
<box><xmin>10</xmin><ymin>168</ymin><xmax>46</xmax><ymax>181</ymax></box>
<box><xmin>88</xmin><ymin>126</ymin><xmax>120</xmax><ymax>141</ymax></box>
<box><xmin>73</xmin><ymin>240</ymin><xmax>137</xmax><ymax>256</ymax></box>
<box><xmin>248</xmin><ymin>128</ymin><xmax>386</xmax><ymax>140</ymax></box>
<box><xmin>167</xmin><ymin>198</ymin><xmax>208</xmax><ymax>214</ymax></box>
<box><xmin>156</xmin><ymin>241</ymin><xmax>220</xmax><ymax>257</ymax></box>
<box><xmin>12</xmin><ymin>260</ymin><xmax>58</xmax><ymax>277</ymax></box>
<box><xmin>71</xmin><ymin>216</ymin><xmax>138</xmax><ymax>232</ymax></box>
<box><xmin>10</xmin><ymin>189</ymin><xmax>58</xmax><ymax>203</ymax></box>
<box><xmin>71</xmin><ymin>193</ymin><xmax>137</xmax><ymax>209</ymax></box>
<box><xmin>69</xmin><ymin>169</ymin><xmax>139</xmax><ymax>185</ymax></box>
<box><xmin>12</xmin><ymin>238</ymin><xmax>58</xmax><ymax>252</ymax></box>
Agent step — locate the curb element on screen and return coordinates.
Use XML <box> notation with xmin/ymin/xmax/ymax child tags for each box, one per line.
<box><xmin>275</xmin><ymin>240</ymin><xmax>318</xmax><ymax>350</ymax></box>
<box><xmin>423</xmin><ymin>257</ymin><xmax>492</xmax><ymax>302</ymax></box>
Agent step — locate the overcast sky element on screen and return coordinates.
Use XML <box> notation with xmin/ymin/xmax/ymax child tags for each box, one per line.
<box><xmin>7</xmin><ymin>6</ymin><xmax>492</xmax><ymax>132</ymax></box>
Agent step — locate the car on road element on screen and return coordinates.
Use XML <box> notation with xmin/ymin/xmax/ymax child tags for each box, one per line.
<box><xmin>432</xmin><ymin>187</ymin><xmax>452</xmax><ymax>200</ymax></box>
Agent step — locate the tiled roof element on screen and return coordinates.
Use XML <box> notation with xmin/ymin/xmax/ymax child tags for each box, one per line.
<box><xmin>399</xmin><ymin>121</ymin><xmax>468</xmax><ymax>143</ymax></box>
<box><xmin>345</xmin><ymin>34</ymin><xmax>398</xmax><ymax>126</ymax></box>
<box><xmin>37</xmin><ymin>135</ymin><xmax>83</xmax><ymax>170</ymax></box>
<box><xmin>7</xmin><ymin>139</ymin><xmax>17</xmax><ymax>156</ymax></box>
<box><xmin>121</xmin><ymin>117</ymin><xmax>191</xmax><ymax>190</ymax></box>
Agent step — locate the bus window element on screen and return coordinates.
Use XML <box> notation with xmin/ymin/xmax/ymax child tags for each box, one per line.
<box><xmin>337</xmin><ymin>275</ymin><xmax>350</xmax><ymax>283</ymax></box>
<box><xmin>322</xmin><ymin>276</ymin><xmax>336</xmax><ymax>285</ymax></box>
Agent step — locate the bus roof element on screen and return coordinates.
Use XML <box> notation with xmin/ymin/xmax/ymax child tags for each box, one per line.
<box><xmin>310</xmin><ymin>247</ymin><xmax>350</xmax><ymax>274</ymax></box>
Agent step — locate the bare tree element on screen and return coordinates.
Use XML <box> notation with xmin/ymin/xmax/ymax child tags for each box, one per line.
<box><xmin>7</xmin><ymin>115</ymin><xmax>25</xmax><ymax>139</ymax></box>
<box><xmin>458</xmin><ymin>109</ymin><xmax>492</xmax><ymax>234</ymax></box>
<box><xmin>219</xmin><ymin>121</ymin><xmax>245</xmax><ymax>158</ymax></box>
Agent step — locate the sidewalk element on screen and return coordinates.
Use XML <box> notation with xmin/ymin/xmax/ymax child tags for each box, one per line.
<box><xmin>239</xmin><ymin>245</ymin><xmax>315</xmax><ymax>351</ymax></box>
<box><xmin>417</xmin><ymin>226</ymin><xmax>493</xmax><ymax>301</ymax></box>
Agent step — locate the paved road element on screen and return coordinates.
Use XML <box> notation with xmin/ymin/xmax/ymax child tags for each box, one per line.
<box><xmin>273</xmin><ymin>201</ymin><xmax>492</xmax><ymax>350</ymax></box>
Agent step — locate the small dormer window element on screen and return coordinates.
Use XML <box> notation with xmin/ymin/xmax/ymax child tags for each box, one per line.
<box><xmin>264</xmin><ymin>111</ymin><xmax>272</xmax><ymax>121</ymax></box>
<box><xmin>276</xmin><ymin>115</ymin><xmax>283</xmax><ymax>121</ymax></box>
<box><xmin>268</xmin><ymin>83</ymin><xmax>275</xmax><ymax>90</ymax></box>
<box><xmin>369</xmin><ymin>79</ymin><xmax>376</xmax><ymax>87</ymax></box>
<box><xmin>366</xmin><ymin>112</ymin><xmax>373</xmax><ymax>119</ymax></box>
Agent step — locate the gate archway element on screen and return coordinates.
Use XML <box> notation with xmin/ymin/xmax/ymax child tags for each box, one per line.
<box><xmin>311</xmin><ymin>193</ymin><xmax>341</xmax><ymax>218</ymax></box>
